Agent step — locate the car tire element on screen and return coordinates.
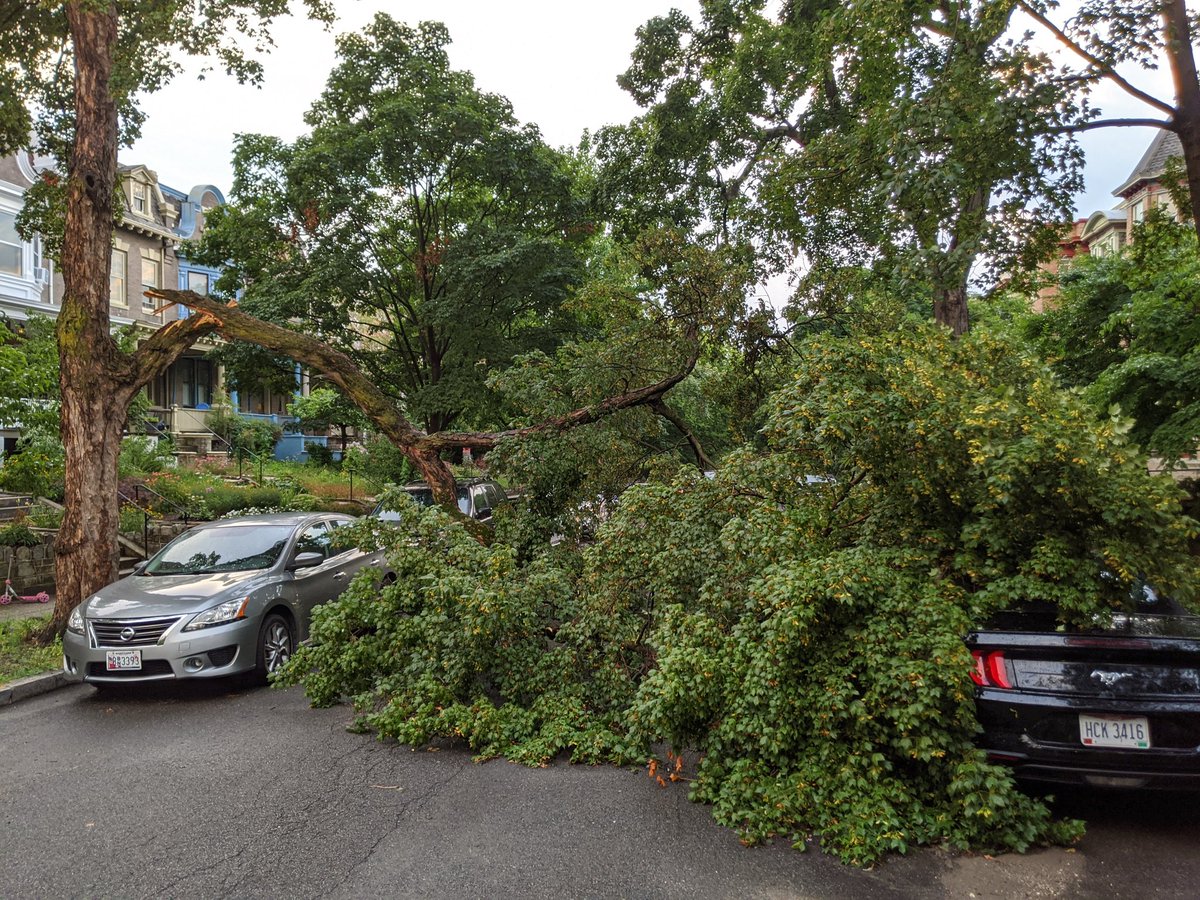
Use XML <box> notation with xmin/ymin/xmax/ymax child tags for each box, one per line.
<box><xmin>254</xmin><ymin>612</ymin><xmax>294</xmax><ymax>682</ymax></box>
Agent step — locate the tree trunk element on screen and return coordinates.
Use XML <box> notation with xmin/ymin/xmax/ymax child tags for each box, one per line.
<box><xmin>1163</xmin><ymin>0</ymin><xmax>1200</xmax><ymax>237</ymax></box>
<box><xmin>39</xmin><ymin>4</ymin><xmax>214</xmax><ymax>640</ymax></box>
<box><xmin>42</xmin><ymin>2</ymin><xmax>128</xmax><ymax>639</ymax></box>
<box><xmin>932</xmin><ymin>284</ymin><xmax>970</xmax><ymax>336</ymax></box>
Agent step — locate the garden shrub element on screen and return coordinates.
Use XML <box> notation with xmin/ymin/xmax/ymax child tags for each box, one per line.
<box><xmin>119</xmin><ymin>435</ymin><xmax>174</xmax><ymax>476</ymax></box>
<box><xmin>202</xmin><ymin>485</ymin><xmax>284</xmax><ymax>517</ymax></box>
<box><xmin>304</xmin><ymin>441</ymin><xmax>335</xmax><ymax>467</ymax></box>
<box><xmin>0</xmin><ymin>427</ymin><xmax>65</xmax><ymax>499</ymax></box>
<box><xmin>280</xmin><ymin>326</ymin><xmax>1199</xmax><ymax>866</ymax></box>
<box><xmin>359</xmin><ymin>435</ymin><xmax>415</xmax><ymax>486</ymax></box>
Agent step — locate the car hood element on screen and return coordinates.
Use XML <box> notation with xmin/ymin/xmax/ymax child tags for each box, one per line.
<box><xmin>85</xmin><ymin>570</ymin><xmax>271</xmax><ymax>619</ymax></box>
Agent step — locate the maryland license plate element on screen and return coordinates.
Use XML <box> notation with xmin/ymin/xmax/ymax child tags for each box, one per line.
<box><xmin>105</xmin><ymin>649</ymin><xmax>142</xmax><ymax>671</ymax></box>
<box><xmin>1079</xmin><ymin>713</ymin><xmax>1150</xmax><ymax>749</ymax></box>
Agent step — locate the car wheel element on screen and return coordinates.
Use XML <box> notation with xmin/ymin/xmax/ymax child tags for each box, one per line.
<box><xmin>255</xmin><ymin>612</ymin><xmax>294</xmax><ymax>681</ymax></box>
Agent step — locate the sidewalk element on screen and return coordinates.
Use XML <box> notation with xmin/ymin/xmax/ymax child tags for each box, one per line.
<box><xmin>0</xmin><ymin>595</ymin><xmax>55</xmax><ymax>623</ymax></box>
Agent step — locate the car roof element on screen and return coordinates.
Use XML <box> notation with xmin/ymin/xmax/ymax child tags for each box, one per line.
<box><xmin>190</xmin><ymin>512</ymin><xmax>353</xmax><ymax>530</ymax></box>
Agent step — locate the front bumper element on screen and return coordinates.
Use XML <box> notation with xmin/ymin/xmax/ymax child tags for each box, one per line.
<box><xmin>62</xmin><ymin>615</ymin><xmax>259</xmax><ymax>683</ymax></box>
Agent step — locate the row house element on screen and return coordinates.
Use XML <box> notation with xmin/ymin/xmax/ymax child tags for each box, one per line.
<box><xmin>0</xmin><ymin>151</ymin><xmax>317</xmax><ymax>460</ymax></box>
<box><xmin>1036</xmin><ymin>129</ymin><xmax>1184</xmax><ymax>307</ymax></box>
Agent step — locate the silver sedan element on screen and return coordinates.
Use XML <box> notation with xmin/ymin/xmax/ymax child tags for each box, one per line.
<box><xmin>61</xmin><ymin>512</ymin><xmax>391</xmax><ymax>687</ymax></box>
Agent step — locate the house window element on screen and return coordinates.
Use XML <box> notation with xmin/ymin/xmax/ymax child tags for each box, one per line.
<box><xmin>187</xmin><ymin>270</ymin><xmax>209</xmax><ymax>294</ymax></box>
<box><xmin>1132</xmin><ymin>199</ymin><xmax>1145</xmax><ymax>223</ymax></box>
<box><xmin>0</xmin><ymin>210</ymin><xmax>22</xmax><ymax>276</ymax></box>
<box><xmin>180</xmin><ymin>358</ymin><xmax>213</xmax><ymax>408</ymax></box>
<box><xmin>132</xmin><ymin>182</ymin><xmax>147</xmax><ymax>214</ymax></box>
<box><xmin>141</xmin><ymin>255</ymin><xmax>161</xmax><ymax>313</ymax></box>
<box><xmin>110</xmin><ymin>248</ymin><xmax>128</xmax><ymax>307</ymax></box>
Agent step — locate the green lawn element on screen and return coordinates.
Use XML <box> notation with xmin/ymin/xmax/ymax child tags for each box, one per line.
<box><xmin>0</xmin><ymin>616</ymin><xmax>61</xmax><ymax>687</ymax></box>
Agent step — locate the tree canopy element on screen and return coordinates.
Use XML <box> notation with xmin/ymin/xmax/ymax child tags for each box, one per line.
<box><xmin>193</xmin><ymin>15</ymin><xmax>593</xmax><ymax>434</ymax></box>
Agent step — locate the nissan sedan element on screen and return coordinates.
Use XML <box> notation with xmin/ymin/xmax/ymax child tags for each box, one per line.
<box><xmin>62</xmin><ymin>512</ymin><xmax>390</xmax><ymax>687</ymax></box>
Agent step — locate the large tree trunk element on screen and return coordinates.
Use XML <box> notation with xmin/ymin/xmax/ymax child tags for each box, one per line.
<box><xmin>932</xmin><ymin>284</ymin><xmax>971</xmax><ymax>336</ymax></box>
<box><xmin>1164</xmin><ymin>0</ymin><xmax>1200</xmax><ymax>237</ymax></box>
<box><xmin>41</xmin><ymin>3</ymin><xmax>217</xmax><ymax>640</ymax></box>
<box><xmin>44</xmin><ymin>2</ymin><xmax>128</xmax><ymax>638</ymax></box>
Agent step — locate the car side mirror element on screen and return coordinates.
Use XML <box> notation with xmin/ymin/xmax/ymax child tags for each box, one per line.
<box><xmin>288</xmin><ymin>550</ymin><xmax>324</xmax><ymax>570</ymax></box>
<box><xmin>131</xmin><ymin>560</ymin><xmax>148</xmax><ymax>576</ymax></box>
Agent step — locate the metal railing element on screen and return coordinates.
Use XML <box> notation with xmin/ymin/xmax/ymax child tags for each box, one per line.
<box><xmin>118</xmin><ymin>484</ymin><xmax>192</xmax><ymax>561</ymax></box>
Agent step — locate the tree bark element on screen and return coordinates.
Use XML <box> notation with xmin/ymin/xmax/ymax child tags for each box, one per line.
<box><xmin>932</xmin><ymin>284</ymin><xmax>971</xmax><ymax>336</ymax></box>
<box><xmin>42</xmin><ymin>4</ymin><xmax>220</xmax><ymax>640</ymax></box>
<box><xmin>1163</xmin><ymin>0</ymin><xmax>1200</xmax><ymax>238</ymax></box>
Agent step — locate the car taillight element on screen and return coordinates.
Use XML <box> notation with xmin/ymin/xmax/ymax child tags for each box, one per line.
<box><xmin>970</xmin><ymin>650</ymin><xmax>1012</xmax><ymax>689</ymax></box>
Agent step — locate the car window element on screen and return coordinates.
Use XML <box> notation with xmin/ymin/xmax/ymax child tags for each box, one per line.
<box><xmin>376</xmin><ymin>487</ymin><xmax>471</xmax><ymax>521</ymax></box>
<box><xmin>471</xmin><ymin>486</ymin><xmax>491</xmax><ymax>518</ymax></box>
<box><xmin>145</xmin><ymin>525</ymin><xmax>294</xmax><ymax>575</ymax></box>
<box><xmin>485</xmin><ymin>483</ymin><xmax>506</xmax><ymax>509</ymax></box>
<box><xmin>295</xmin><ymin>522</ymin><xmax>330</xmax><ymax>558</ymax></box>
<box><xmin>326</xmin><ymin>518</ymin><xmax>356</xmax><ymax>556</ymax></box>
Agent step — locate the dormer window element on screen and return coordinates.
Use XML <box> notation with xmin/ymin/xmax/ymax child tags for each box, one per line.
<box><xmin>132</xmin><ymin>181</ymin><xmax>147</xmax><ymax>214</ymax></box>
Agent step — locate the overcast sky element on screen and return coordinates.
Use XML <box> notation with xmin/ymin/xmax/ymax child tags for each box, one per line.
<box><xmin>128</xmin><ymin>1</ymin><xmax>1175</xmax><ymax>226</ymax></box>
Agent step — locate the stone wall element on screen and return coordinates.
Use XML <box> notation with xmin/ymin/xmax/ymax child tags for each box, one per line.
<box><xmin>121</xmin><ymin>521</ymin><xmax>193</xmax><ymax>557</ymax></box>
<box><xmin>0</xmin><ymin>522</ymin><xmax>195</xmax><ymax>596</ymax></box>
<box><xmin>0</xmin><ymin>531</ymin><xmax>56</xmax><ymax>595</ymax></box>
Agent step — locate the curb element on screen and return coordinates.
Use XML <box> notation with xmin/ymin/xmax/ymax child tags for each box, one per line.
<box><xmin>0</xmin><ymin>670</ymin><xmax>72</xmax><ymax>706</ymax></box>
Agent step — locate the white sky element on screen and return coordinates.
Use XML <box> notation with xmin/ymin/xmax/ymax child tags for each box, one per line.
<box><xmin>129</xmin><ymin>1</ymin><xmax>1176</xmax><ymax>234</ymax></box>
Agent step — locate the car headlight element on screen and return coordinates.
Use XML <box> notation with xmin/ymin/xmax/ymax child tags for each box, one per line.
<box><xmin>67</xmin><ymin>605</ymin><xmax>85</xmax><ymax>635</ymax></box>
<box><xmin>183</xmin><ymin>597</ymin><xmax>251</xmax><ymax>632</ymax></box>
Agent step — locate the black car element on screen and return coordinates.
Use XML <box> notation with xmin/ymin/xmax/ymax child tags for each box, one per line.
<box><xmin>373</xmin><ymin>478</ymin><xmax>509</xmax><ymax>524</ymax></box>
<box><xmin>969</xmin><ymin>591</ymin><xmax>1200</xmax><ymax>790</ymax></box>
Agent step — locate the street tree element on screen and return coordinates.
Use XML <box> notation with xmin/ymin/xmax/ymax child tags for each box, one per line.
<box><xmin>1</xmin><ymin>1</ymin><xmax>334</xmax><ymax>637</ymax></box>
<box><xmin>192</xmin><ymin>16</ymin><xmax>592</xmax><ymax>435</ymax></box>
<box><xmin>598</xmin><ymin>0</ymin><xmax>1083</xmax><ymax>335</ymax></box>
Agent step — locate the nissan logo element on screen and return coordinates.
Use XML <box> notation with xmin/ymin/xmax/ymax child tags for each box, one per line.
<box><xmin>119</xmin><ymin>627</ymin><xmax>136</xmax><ymax>642</ymax></box>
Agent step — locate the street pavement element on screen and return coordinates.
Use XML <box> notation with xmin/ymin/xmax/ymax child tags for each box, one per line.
<box><xmin>2</xmin><ymin>681</ymin><xmax>1199</xmax><ymax>899</ymax></box>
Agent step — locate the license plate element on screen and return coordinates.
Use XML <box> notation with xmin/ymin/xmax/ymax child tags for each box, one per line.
<box><xmin>105</xmin><ymin>649</ymin><xmax>142</xmax><ymax>671</ymax></box>
<box><xmin>1079</xmin><ymin>713</ymin><xmax>1150</xmax><ymax>749</ymax></box>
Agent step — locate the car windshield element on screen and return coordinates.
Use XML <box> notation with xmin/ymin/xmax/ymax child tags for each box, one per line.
<box><xmin>376</xmin><ymin>487</ymin><xmax>470</xmax><ymax>521</ymax></box>
<box><xmin>143</xmin><ymin>525</ymin><xmax>294</xmax><ymax>575</ymax></box>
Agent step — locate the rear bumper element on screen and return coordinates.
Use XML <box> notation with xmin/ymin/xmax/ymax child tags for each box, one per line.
<box><xmin>977</xmin><ymin>688</ymin><xmax>1200</xmax><ymax>790</ymax></box>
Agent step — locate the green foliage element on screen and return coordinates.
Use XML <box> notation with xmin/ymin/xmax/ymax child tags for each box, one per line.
<box><xmin>192</xmin><ymin>15</ymin><xmax>593</xmax><ymax>434</ymax></box>
<box><xmin>282</xmin><ymin>325</ymin><xmax>1198</xmax><ymax>865</ymax></box>
<box><xmin>0</xmin><ymin>522</ymin><xmax>41</xmax><ymax>549</ymax></box>
<box><xmin>356</xmin><ymin>435</ymin><xmax>415</xmax><ymax>486</ymax></box>
<box><xmin>118</xmin><ymin>436</ymin><xmax>174</xmax><ymax>477</ymax></box>
<box><xmin>1026</xmin><ymin>216</ymin><xmax>1200</xmax><ymax>462</ymax></box>
<box><xmin>304</xmin><ymin>442</ymin><xmax>336</xmax><ymax>467</ymax></box>
<box><xmin>117</xmin><ymin>504</ymin><xmax>151</xmax><ymax>535</ymax></box>
<box><xmin>275</xmin><ymin>498</ymin><xmax>631</xmax><ymax>766</ymax></box>
<box><xmin>598</xmin><ymin>1</ymin><xmax>1084</xmax><ymax>326</ymax></box>
<box><xmin>288</xmin><ymin>387</ymin><xmax>366</xmax><ymax>435</ymax></box>
<box><xmin>0</xmin><ymin>616</ymin><xmax>61</xmax><ymax>688</ymax></box>
<box><xmin>0</xmin><ymin>316</ymin><xmax>59</xmax><ymax>435</ymax></box>
<box><xmin>0</xmin><ymin>427</ymin><xmax>65</xmax><ymax>500</ymax></box>
<box><xmin>204</xmin><ymin>393</ymin><xmax>282</xmax><ymax>458</ymax></box>
<box><xmin>24</xmin><ymin>502</ymin><xmax>63</xmax><ymax>530</ymax></box>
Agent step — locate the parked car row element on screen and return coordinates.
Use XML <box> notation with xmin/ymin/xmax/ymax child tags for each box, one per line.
<box><xmin>61</xmin><ymin>478</ymin><xmax>1200</xmax><ymax>795</ymax></box>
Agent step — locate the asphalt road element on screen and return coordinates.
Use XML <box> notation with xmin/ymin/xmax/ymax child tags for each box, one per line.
<box><xmin>2</xmin><ymin>682</ymin><xmax>1199</xmax><ymax>900</ymax></box>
